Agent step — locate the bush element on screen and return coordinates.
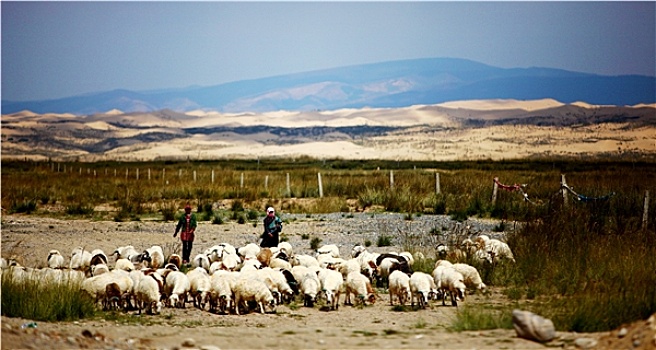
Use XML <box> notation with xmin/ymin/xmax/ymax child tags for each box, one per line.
<box><xmin>211</xmin><ymin>215</ymin><xmax>224</xmax><ymax>225</ymax></box>
<box><xmin>1</xmin><ymin>273</ymin><xmax>96</xmax><ymax>321</ymax></box>
<box><xmin>65</xmin><ymin>203</ymin><xmax>94</xmax><ymax>216</ymax></box>
<box><xmin>11</xmin><ymin>200</ymin><xmax>37</xmax><ymax>214</ymax></box>
<box><xmin>377</xmin><ymin>235</ymin><xmax>393</xmax><ymax>247</ymax></box>
<box><xmin>247</xmin><ymin>210</ymin><xmax>258</xmax><ymax>220</ymax></box>
<box><xmin>310</xmin><ymin>237</ymin><xmax>322</xmax><ymax>250</ymax></box>
<box><xmin>231</xmin><ymin>200</ymin><xmax>244</xmax><ymax>212</ymax></box>
<box><xmin>160</xmin><ymin>201</ymin><xmax>177</xmax><ymax>221</ymax></box>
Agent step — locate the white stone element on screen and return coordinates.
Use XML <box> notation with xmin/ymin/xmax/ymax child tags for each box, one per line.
<box><xmin>512</xmin><ymin>309</ymin><xmax>556</xmax><ymax>343</ymax></box>
<box><xmin>574</xmin><ymin>337</ymin><xmax>597</xmax><ymax>349</ymax></box>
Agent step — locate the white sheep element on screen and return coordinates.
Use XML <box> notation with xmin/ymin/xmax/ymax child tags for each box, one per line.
<box><xmin>91</xmin><ymin>263</ymin><xmax>110</xmax><ymax>276</ymax></box>
<box><xmin>167</xmin><ymin>254</ymin><xmax>182</xmax><ymax>269</ymax></box>
<box><xmin>81</xmin><ymin>270</ymin><xmax>133</xmax><ymax>310</ymax></box>
<box><xmin>487</xmin><ymin>239</ymin><xmax>515</xmax><ymax>262</ymax></box>
<box><xmin>452</xmin><ymin>263</ymin><xmax>487</xmax><ymax>292</ymax></box>
<box><xmin>192</xmin><ymin>253</ymin><xmax>211</xmax><ymax>272</ymax></box>
<box><xmin>292</xmin><ymin>268</ymin><xmax>321</xmax><ymax>307</ymax></box>
<box><xmin>277</xmin><ymin>241</ymin><xmax>294</xmax><ymax>258</ymax></box>
<box><xmin>269</xmin><ymin>257</ymin><xmax>292</xmax><ymax>271</ymax></box>
<box><xmin>291</xmin><ymin>254</ymin><xmax>320</xmax><ymax>268</ymax></box>
<box><xmin>134</xmin><ymin>273</ymin><xmax>164</xmax><ymax>315</ymax></box>
<box><xmin>398</xmin><ymin>251</ymin><xmax>414</xmax><ymax>266</ymax></box>
<box><xmin>318</xmin><ymin>268</ymin><xmax>343</xmax><ymax>310</ymax></box>
<box><xmin>90</xmin><ymin>249</ymin><xmax>109</xmax><ymax>267</ymax></box>
<box><xmin>142</xmin><ymin>245</ymin><xmax>165</xmax><ymax>268</ymax></box>
<box><xmin>70</xmin><ymin>247</ymin><xmax>92</xmax><ymax>272</ymax></box>
<box><xmin>434</xmin><ymin>266</ymin><xmax>466</xmax><ymax>307</ymax></box>
<box><xmin>238</xmin><ymin>243</ymin><xmax>261</xmax><ymax>260</ymax></box>
<box><xmin>112</xmin><ymin>245</ymin><xmax>140</xmax><ymax>262</ymax></box>
<box><xmin>351</xmin><ymin>245</ymin><xmax>367</xmax><ymax>258</ymax></box>
<box><xmin>220</xmin><ymin>251</ymin><xmax>240</xmax><ymax>271</ymax></box>
<box><xmin>205</xmin><ymin>245</ymin><xmax>224</xmax><ymax>263</ymax></box>
<box><xmin>344</xmin><ymin>271</ymin><xmax>376</xmax><ymax>306</ymax></box>
<box><xmin>388</xmin><ymin>270</ymin><xmax>411</xmax><ymax>306</ymax></box>
<box><xmin>165</xmin><ymin>270</ymin><xmax>191</xmax><ymax>308</ymax></box>
<box><xmin>186</xmin><ymin>267</ymin><xmax>211</xmax><ymax>309</ymax></box>
<box><xmin>114</xmin><ymin>258</ymin><xmax>135</xmax><ymax>272</ymax></box>
<box><xmin>317</xmin><ymin>244</ymin><xmax>340</xmax><ymax>258</ymax></box>
<box><xmin>376</xmin><ymin>256</ymin><xmax>400</xmax><ymax>287</ymax></box>
<box><xmin>409</xmin><ymin>271</ymin><xmax>433</xmax><ymax>309</ymax></box>
<box><xmin>47</xmin><ymin>250</ymin><xmax>65</xmax><ymax>269</ymax></box>
<box><xmin>334</xmin><ymin>258</ymin><xmax>361</xmax><ymax>280</ymax></box>
<box><xmin>232</xmin><ymin>277</ymin><xmax>276</xmax><ymax>315</ymax></box>
<box><xmin>209</xmin><ymin>270</ymin><xmax>239</xmax><ymax>314</ymax></box>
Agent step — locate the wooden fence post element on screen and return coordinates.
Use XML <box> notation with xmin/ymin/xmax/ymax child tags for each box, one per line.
<box><xmin>125</xmin><ymin>169</ymin><xmax>129</xmax><ymax>180</ymax></box>
<box><xmin>286</xmin><ymin>173</ymin><xmax>291</xmax><ymax>197</ymax></box>
<box><xmin>265</xmin><ymin>175</ymin><xmax>269</xmax><ymax>190</ymax></box>
<box><xmin>643</xmin><ymin>190</ymin><xmax>650</xmax><ymax>231</ymax></box>
<box><xmin>240</xmin><ymin>173</ymin><xmax>244</xmax><ymax>188</ymax></box>
<box><xmin>93</xmin><ymin>170</ymin><xmax>96</xmax><ymax>178</ymax></box>
<box><xmin>79</xmin><ymin>167</ymin><xmax>82</xmax><ymax>175</ymax></box>
<box><xmin>561</xmin><ymin>174</ymin><xmax>568</xmax><ymax>208</ymax></box>
<box><xmin>148</xmin><ymin>169</ymin><xmax>151</xmax><ymax>181</ymax></box>
<box><xmin>491</xmin><ymin>177</ymin><xmax>499</xmax><ymax>205</ymax></box>
<box><xmin>136</xmin><ymin>168</ymin><xmax>139</xmax><ymax>180</ymax></box>
<box><xmin>390</xmin><ymin>171</ymin><xmax>395</xmax><ymax>190</ymax></box>
<box><xmin>211</xmin><ymin>170</ymin><xmax>215</xmax><ymax>183</ymax></box>
<box><xmin>114</xmin><ymin>169</ymin><xmax>117</xmax><ymax>177</ymax></box>
<box><xmin>435</xmin><ymin>172</ymin><xmax>441</xmax><ymax>194</ymax></box>
<box><xmin>162</xmin><ymin>168</ymin><xmax>166</xmax><ymax>181</ymax></box>
<box><xmin>318</xmin><ymin>173</ymin><xmax>323</xmax><ymax>198</ymax></box>
<box><xmin>193</xmin><ymin>170</ymin><xmax>197</xmax><ymax>182</ymax></box>
<box><xmin>57</xmin><ymin>163</ymin><xmax>60</xmax><ymax>172</ymax></box>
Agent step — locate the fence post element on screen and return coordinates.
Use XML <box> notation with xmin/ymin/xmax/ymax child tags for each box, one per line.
<box><xmin>286</xmin><ymin>173</ymin><xmax>291</xmax><ymax>197</ymax></box>
<box><xmin>211</xmin><ymin>170</ymin><xmax>215</xmax><ymax>184</ymax></box>
<box><xmin>318</xmin><ymin>173</ymin><xmax>323</xmax><ymax>198</ymax></box>
<box><xmin>435</xmin><ymin>172</ymin><xmax>441</xmax><ymax>194</ymax></box>
<box><xmin>79</xmin><ymin>167</ymin><xmax>82</xmax><ymax>175</ymax></box>
<box><xmin>136</xmin><ymin>168</ymin><xmax>139</xmax><ymax>180</ymax></box>
<box><xmin>114</xmin><ymin>169</ymin><xmax>117</xmax><ymax>177</ymax></box>
<box><xmin>57</xmin><ymin>163</ymin><xmax>60</xmax><ymax>172</ymax></box>
<box><xmin>162</xmin><ymin>168</ymin><xmax>166</xmax><ymax>181</ymax></box>
<box><xmin>491</xmin><ymin>177</ymin><xmax>499</xmax><ymax>205</ymax></box>
<box><xmin>561</xmin><ymin>174</ymin><xmax>568</xmax><ymax>208</ymax></box>
<box><xmin>179</xmin><ymin>169</ymin><xmax>182</xmax><ymax>179</ymax></box>
<box><xmin>240</xmin><ymin>173</ymin><xmax>244</xmax><ymax>188</ymax></box>
<box><xmin>93</xmin><ymin>170</ymin><xmax>96</xmax><ymax>178</ymax></box>
<box><xmin>265</xmin><ymin>175</ymin><xmax>269</xmax><ymax>190</ymax></box>
<box><xmin>390</xmin><ymin>171</ymin><xmax>395</xmax><ymax>190</ymax></box>
<box><xmin>148</xmin><ymin>169</ymin><xmax>151</xmax><ymax>181</ymax></box>
<box><xmin>193</xmin><ymin>170</ymin><xmax>197</xmax><ymax>182</ymax></box>
<box><xmin>125</xmin><ymin>169</ymin><xmax>129</xmax><ymax>180</ymax></box>
<box><xmin>643</xmin><ymin>190</ymin><xmax>650</xmax><ymax>231</ymax></box>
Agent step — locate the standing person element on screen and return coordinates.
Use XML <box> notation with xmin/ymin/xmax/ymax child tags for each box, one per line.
<box><xmin>260</xmin><ymin>207</ymin><xmax>282</xmax><ymax>248</ymax></box>
<box><xmin>174</xmin><ymin>203</ymin><xmax>197</xmax><ymax>265</ymax></box>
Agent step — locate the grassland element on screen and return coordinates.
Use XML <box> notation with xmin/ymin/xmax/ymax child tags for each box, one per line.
<box><xmin>2</xmin><ymin>157</ymin><xmax>655</xmax><ymax>333</ymax></box>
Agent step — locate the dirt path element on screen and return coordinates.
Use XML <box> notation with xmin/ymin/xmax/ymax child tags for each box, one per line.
<box><xmin>1</xmin><ymin>214</ymin><xmax>614</xmax><ymax>350</ymax></box>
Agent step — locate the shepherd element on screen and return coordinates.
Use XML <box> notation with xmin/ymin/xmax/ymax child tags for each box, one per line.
<box><xmin>174</xmin><ymin>203</ymin><xmax>197</xmax><ymax>265</ymax></box>
<box><xmin>260</xmin><ymin>207</ymin><xmax>282</xmax><ymax>248</ymax></box>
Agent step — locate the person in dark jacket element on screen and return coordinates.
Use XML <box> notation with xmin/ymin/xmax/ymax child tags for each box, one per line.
<box><xmin>260</xmin><ymin>207</ymin><xmax>282</xmax><ymax>248</ymax></box>
<box><xmin>174</xmin><ymin>203</ymin><xmax>197</xmax><ymax>264</ymax></box>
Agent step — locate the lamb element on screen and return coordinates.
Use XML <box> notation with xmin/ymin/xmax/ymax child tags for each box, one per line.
<box><xmin>345</xmin><ymin>271</ymin><xmax>376</xmax><ymax>306</ymax></box>
<box><xmin>316</xmin><ymin>244</ymin><xmax>340</xmax><ymax>258</ymax></box>
<box><xmin>452</xmin><ymin>263</ymin><xmax>486</xmax><ymax>292</ymax></box>
<box><xmin>434</xmin><ymin>266</ymin><xmax>466</xmax><ymax>307</ymax></box>
<box><xmin>114</xmin><ymin>258</ymin><xmax>135</xmax><ymax>272</ymax></box>
<box><xmin>81</xmin><ymin>270</ymin><xmax>133</xmax><ymax>309</ymax></box>
<box><xmin>141</xmin><ymin>245</ymin><xmax>165</xmax><ymax>268</ymax></box>
<box><xmin>232</xmin><ymin>277</ymin><xmax>276</xmax><ymax>315</ymax></box>
<box><xmin>388</xmin><ymin>270</ymin><xmax>411</xmax><ymax>306</ymax></box>
<box><xmin>134</xmin><ymin>273</ymin><xmax>164</xmax><ymax>315</ymax></box>
<box><xmin>191</xmin><ymin>253</ymin><xmax>210</xmax><ymax>272</ymax></box>
<box><xmin>47</xmin><ymin>250</ymin><xmax>65</xmax><ymax>269</ymax></box>
<box><xmin>317</xmin><ymin>268</ymin><xmax>343</xmax><ymax>310</ymax></box>
<box><xmin>238</xmin><ymin>243</ymin><xmax>261</xmax><ymax>260</ymax></box>
<box><xmin>165</xmin><ymin>270</ymin><xmax>191</xmax><ymax>308</ymax></box>
<box><xmin>70</xmin><ymin>247</ymin><xmax>92</xmax><ymax>272</ymax></box>
<box><xmin>186</xmin><ymin>267</ymin><xmax>211</xmax><ymax>309</ymax></box>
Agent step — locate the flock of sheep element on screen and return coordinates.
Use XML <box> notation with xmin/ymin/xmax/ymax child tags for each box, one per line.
<box><xmin>1</xmin><ymin>234</ymin><xmax>514</xmax><ymax>316</ymax></box>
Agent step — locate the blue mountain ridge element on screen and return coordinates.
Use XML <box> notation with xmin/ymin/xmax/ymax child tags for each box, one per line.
<box><xmin>2</xmin><ymin>57</ymin><xmax>654</xmax><ymax>115</ymax></box>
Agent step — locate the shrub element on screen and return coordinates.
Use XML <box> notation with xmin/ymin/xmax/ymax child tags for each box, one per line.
<box><xmin>310</xmin><ymin>237</ymin><xmax>322</xmax><ymax>250</ymax></box>
<box><xmin>160</xmin><ymin>201</ymin><xmax>177</xmax><ymax>221</ymax></box>
<box><xmin>65</xmin><ymin>203</ymin><xmax>94</xmax><ymax>216</ymax></box>
<box><xmin>211</xmin><ymin>216</ymin><xmax>224</xmax><ymax>225</ymax></box>
<box><xmin>247</xmin><ymin>210</ymin><xmax>258</xmax><ymax>220</ymax></box>
<box><xmin>11</xmin><ymin>200</ymin><xmax>37</xmax><ymax>214</ymax></box>
<box><xmin>231</xmin><ymin>200</ymin><xmax>244</xmax><ymax>212</ymax></box>
<box><xmin>377</xmin><ymin>235</ymin><xmax>393</xmax><ymax>247</ymax></box>
<box><xmin>1</xmin><ymin>273</ymin><xmax>96</xmax><ymax>322</ymax></box>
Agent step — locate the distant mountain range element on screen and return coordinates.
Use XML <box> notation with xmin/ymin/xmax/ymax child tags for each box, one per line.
<box><xmin>2</xmin><ymin>57</ymin><xmax>655</xmax><ymax>115</ymax></box>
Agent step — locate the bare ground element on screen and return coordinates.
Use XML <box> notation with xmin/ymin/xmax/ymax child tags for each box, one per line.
<box><xmin>1</xmin><ymin>213</ymin><xmax>642</xmax><ymax>350</ymax></box>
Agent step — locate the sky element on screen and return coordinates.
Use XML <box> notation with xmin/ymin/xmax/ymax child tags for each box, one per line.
<box><xmin>1</xmin><ymin>1</ymin><xmax>655</xmax><ymax>102</ymax></box>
